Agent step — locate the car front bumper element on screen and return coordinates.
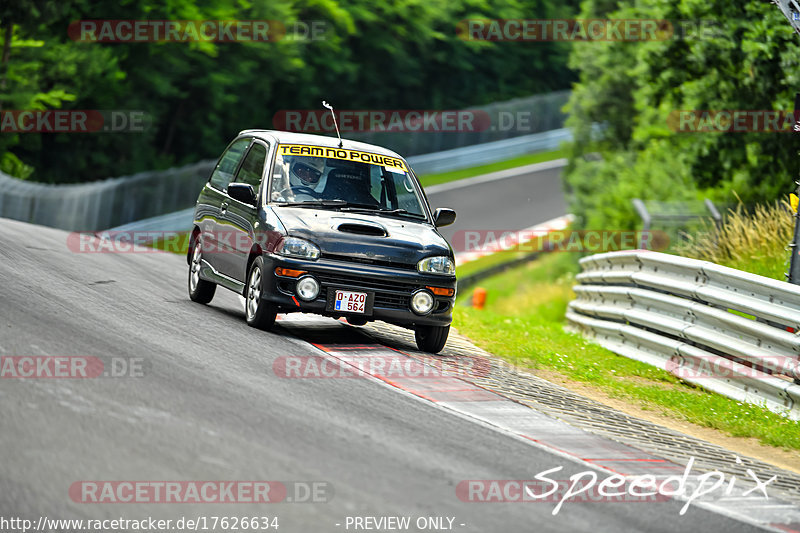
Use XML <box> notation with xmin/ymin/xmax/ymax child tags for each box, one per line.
<box><xmin>261</xmin><ymin>254</ymin><xmax>456</xmax><ymax>328</ymax></box>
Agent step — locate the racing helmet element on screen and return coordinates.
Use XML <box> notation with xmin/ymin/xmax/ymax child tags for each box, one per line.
<box><xmin>290</xmin><ymin>156</ymin><xmax>326</xmax><ymax>187</ymax></box>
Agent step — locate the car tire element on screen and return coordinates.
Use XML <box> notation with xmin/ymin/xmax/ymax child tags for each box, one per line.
<box><xmin>346</xmin><ymin>316</ymin><xmax>368</xmax><ymax>326</ymax></box>
<box><xmin>245</xmin><ymin>256</ymin><xmax>278</xmax><ymax>331</ymax></box>
<box><xmin>188</xmin><ymin>236</ymin><xmax>216</xmax><ymax>304</ymax></box>
<box><xmin>414</xmin><ymin>324</ymin><xmax>450</xmax><ymax>353</ymax></box>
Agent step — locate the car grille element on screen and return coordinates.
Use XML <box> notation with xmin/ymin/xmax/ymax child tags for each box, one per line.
<box><xmin>316</xmin><ymin>272</ymin><xmax>419</xmax><ymax>310</ymax></box>
<box><xmin>320</xmin><ymin>253</ymin><xmax>416</xmax><ymax>270</ymax></box>
<box><xmin>374</xmin><ymin>293</ymin><xmax>410</xmax><ymax>309</ymax></box>
<box><xmin>316</xmin><ymin>272</ymin><xmax>420</xmax><ymax>294</ymax></box>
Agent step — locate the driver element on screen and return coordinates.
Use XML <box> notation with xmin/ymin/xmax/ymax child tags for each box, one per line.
<box><xmin>288</xmin><ymin>156</ymin><xmax>327</xmax><ymax>194</ymax></box>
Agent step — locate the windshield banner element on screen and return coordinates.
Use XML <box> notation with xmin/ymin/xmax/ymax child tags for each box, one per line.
<box><xmin>277</xmin><ymin>144</ymin><xmax>409</xmax><ymax>173</ymax></box>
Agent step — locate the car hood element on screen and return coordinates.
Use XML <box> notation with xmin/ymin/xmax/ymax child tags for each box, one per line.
<box><xmin>272</xmin><ymin>207</ymin><xmax>453</xmax><ymax>266</ymax></box>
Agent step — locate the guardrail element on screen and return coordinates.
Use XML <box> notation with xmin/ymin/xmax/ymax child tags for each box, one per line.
<box><xmin>408</xmin><ymin>129</ymin><xmax>571</xmax><ymax>175</ymax></box>
<box><xmin>566</xmin><ymin>250</ymin><xmax>800</xmax><ymax>420</ymax></box>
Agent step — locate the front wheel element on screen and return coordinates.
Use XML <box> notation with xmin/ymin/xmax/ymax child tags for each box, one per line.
<box><xmin>188</xmin><ymin>237</ymin><xmax>216</xmax><ymax>304</ymax></box>
<box><xmin>245</xmin><ymin>256</ymin><xmax>278</xmax><ymax>331</ymax></box>
<box><xmin>415</xmin><ymin>324</ymin><xmax>450</xmax><ymax>353</ymax></box>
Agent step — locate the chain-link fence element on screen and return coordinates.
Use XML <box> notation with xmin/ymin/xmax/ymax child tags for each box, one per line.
<box><xmin>0</xmin><ymin>161</ymin><xmax>215</xmax><ymax>232</ymax></box>
<box><xmin>349</xmin><ymin>91</ymin><xmax>570</xmax><ymax>156</ymax></box>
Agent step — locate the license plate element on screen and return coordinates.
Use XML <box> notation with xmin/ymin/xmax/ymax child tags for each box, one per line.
<box><xmin>333</xmin><ymin>290</ymin><xmax>367</xmax><ymax>314</ymax></box>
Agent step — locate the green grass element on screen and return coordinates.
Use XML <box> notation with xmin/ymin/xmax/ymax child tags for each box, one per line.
<box><xmin>148</xmin><ymin>231</ymin><xmax>191</xmax><ymax>255</ymax></box>
<box><xmin>418</xmin><ymin>147</ymin><xmax>568</xmax><ymax>188</ymax></box>
<box><xmin>456</xmin><ymin>249</ymin><xmax>536</xmax><ymax>279</ymax></box>
<box><xmin>716</xmin><ymin>255</ymin><xmax>788</xmax><ymax>281</ymax></box>
<box><xmin>455</xmin><ymin>220</ymin><xmax>577</xmax><ymax>279</ymax></box>
<box><xmin>453</xmin><ymin>252</ymin><xmax>800</xmax><ymax>451</ymax></box>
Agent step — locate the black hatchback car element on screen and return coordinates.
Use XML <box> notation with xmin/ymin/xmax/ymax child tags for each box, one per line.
<box><xmin>187</xmin><ymin>130</ymin><xmax>457</xmax><ymax>353</ymax></box>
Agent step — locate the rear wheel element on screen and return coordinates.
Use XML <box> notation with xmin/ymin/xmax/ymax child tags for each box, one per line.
<box><xmin>188</xmin><ymin>237</ymin><xmax>216</xmax><ymax>304</ymax></box>
<box><xmin>415</xmin><ymin>324</ymin><xmax>450</xmax><ymax>353</ymax></box>
<box><xmin>245</xmin><ymin>256</ymin><xmax>278</xmax><ymax>330</ymax></box>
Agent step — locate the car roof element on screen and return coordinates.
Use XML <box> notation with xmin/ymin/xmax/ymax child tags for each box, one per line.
<box><xmin>239</xmin><ymin>130</ymin><xmax>406</xmax><ymax>160</ymax></box>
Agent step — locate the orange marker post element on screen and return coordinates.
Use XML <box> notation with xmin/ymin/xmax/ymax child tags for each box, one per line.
<box><xmin>472</xmin><ymin>287</ymin><xmax>487</xmax><ymax>310</ymax></box>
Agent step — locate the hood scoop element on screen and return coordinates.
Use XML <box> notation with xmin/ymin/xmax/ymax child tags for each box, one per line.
<box><xmin>336</xmin><ymin>222</ymin><xmax>388</xmax><ymax>237</ymax></box>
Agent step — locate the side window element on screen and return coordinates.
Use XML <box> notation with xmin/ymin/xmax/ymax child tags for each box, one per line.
<box><xmin>392</xmin><ymin>172</ymin><xmax>424</xmax><ymax>214</ymax></box>
<box><xmin>209</xmin><ymin>138</ymin><xmax>250</xmax><ymax>190</ymax></box>
<box><xmin>270</xmin><ymin>151</ymin><xmax>290</xmax><ymax>201</ymax></box>
<box><xmin>235</xmin><ymin>143</ymin><xmax>268</xmax><ymax>190</ymax></box>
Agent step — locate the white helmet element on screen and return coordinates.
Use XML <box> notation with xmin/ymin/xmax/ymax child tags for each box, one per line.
<box><xmin>290</xmin><ymin>156</ymin><xmax>325</xmax><ymax>187</ymax></box>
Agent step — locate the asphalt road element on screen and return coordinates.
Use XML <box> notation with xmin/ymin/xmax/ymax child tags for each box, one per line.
<box><xmin>426</xmin><ymin>164</ymin><xmax>568</xmax><ymax>247</ymax></box>
<box><xmin>0</xmin><ymin>215</ymin><xmax>764</xmax><ymax>532</ymax></box>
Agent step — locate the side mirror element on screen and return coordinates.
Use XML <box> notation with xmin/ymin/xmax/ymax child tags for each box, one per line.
<box><xmin>228</xmin><ymin>183</ymin><xmax>256</xmax><ymax>206</ymax></box>
<box><xmin>433</xmin><ymin>207</ymin><xmax>456</xmax><ymax>227</ymax></box>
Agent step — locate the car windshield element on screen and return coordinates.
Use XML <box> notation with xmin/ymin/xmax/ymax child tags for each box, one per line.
<box><xmin>270</xmin><ymin>145</ymin><xmax>427</xmax><ymax>219</ymax></box>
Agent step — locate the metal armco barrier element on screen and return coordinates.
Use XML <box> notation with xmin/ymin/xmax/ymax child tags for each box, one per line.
<box><xmin>566</xmin><ymin>250</ymin><xmax>800</xmax><ymax>420</ymax></box>
<box><xmin>407</xmin><ymin>129</ymin><xmax>571</xmax><ymax>175</ymax></box>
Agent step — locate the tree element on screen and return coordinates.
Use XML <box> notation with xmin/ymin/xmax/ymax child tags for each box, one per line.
<box><xmin>564</xmin><ymin>0</ymin><xmax>800</xmax><ymax>230</ymax></box>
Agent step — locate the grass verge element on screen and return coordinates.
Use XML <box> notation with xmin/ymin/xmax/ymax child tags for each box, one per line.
<box><xmin>453</xmin><ymin>252</ymin><xmax>800</xmax><ymax>451</ymax></box>
<box><xmin>457</xmin><ymin>249</ymin><xmax>538</xmax><ymax>280</ymax></box>
<box><xmin>674</xmin><ymin>200</ymin><xmax>793</xmax><ymax>280</ymax></box>
<box><xmin>148</xmin><ymin>232</ymin><xmax>191</xmax><ymax>255</ymax></box>
<box><xmin>418</xmin><ymin>147</ymin><xmax>568</xmax><ymax>188</ymax></box>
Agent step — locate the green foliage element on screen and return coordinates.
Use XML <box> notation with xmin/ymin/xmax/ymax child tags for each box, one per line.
<box><xmin>675</xmin><ymin>200</ymin><xmax>793</xmax><ymax>280</ymax></box>
<box><xmin>1</xmin><ymin>0</ymin><xmax>578</xmax><ymax>183</ymax></box>
<box><xmin>0</xmin><ymin>151</ymin><xmax>33</xmax><ymax>179</ymax></box>
<box><xmin>565</xmin><ymin>0</ymin><xmax>800</xmax><ymax>230</ymax></box>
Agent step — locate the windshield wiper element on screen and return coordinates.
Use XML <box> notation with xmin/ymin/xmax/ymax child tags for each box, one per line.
<box><xmin>277</xmin><ymin>200</ymin><xmax>349</xmax><ymax>208</ymax></box>
<box><xmin>377</xmin><ymin>208</ymin><xmax>427</xmax><ymax>219</ymax></box>
<box><xmin>339</xmin><ymin>206</ymin><xmax>428</xmax><ymax>220</ymax></box>
<box><xmin>335</xmin><ymin>202</ymin><xmax>382</xmax><ymax>210</ymax></box>
<box><xmin>278</xmin><ymin>201</ymin><xmax>427</xmax><ymax>220</ymax></box>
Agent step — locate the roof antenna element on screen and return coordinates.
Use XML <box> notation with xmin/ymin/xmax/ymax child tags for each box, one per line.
<box><xmin>322</xmin><ymin>100</ymin><xmax>343</xmax><ymax>148</ymax></box>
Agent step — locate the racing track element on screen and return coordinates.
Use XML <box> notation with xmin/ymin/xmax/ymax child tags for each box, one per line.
<box><xmin>425</xmin><ymin>160</ymin><xmax>568</xmax><ymax>246</ymax></box>
<box><xmin>0</xmin><ymin>163</ymin><xmax>773</xmax><ymax>532</ymax></box>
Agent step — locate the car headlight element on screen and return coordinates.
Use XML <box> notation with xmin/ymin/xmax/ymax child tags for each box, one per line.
<box><xmin>417</xmin><ymin>256</ymin><xmax>455</xmax><ymax>275</ymax></box>
<box><xmin>276</xmin><ymin>237</ymin><xmax>320</xmax><ymax>260</ymax></box>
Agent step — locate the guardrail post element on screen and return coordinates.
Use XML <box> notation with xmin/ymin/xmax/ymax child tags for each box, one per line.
<box><xmin>704</xmin><ymin>199</ymin><xmax>723</xmax><ymax>249</ymax></box>
<box><xmin>704</xmin><ymin>199</ymin><xmax>722</xmax><ymax>227</ymax></box>
<box><xmin>632</xmin><ymin>198</ymin><xmax>651</xmax><ymax>249</ymax></box>
<box><xmin>789</xmin><ymin>179</ymin><xmax>800</xmax><ymax>284</ymax></box>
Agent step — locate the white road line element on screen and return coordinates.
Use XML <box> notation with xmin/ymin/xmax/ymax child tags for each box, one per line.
<box><xmin>424</xmin><ymin>158</ymin><xmax>567</xmax><ymax>195</ymax></box>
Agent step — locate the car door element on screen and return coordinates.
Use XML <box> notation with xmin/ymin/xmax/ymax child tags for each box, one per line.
<box><xmin>218</xmin><ymin>140</ymin><xmax>269</xmax><ymax>281</ymax></box>
<box><xmin>199</xmin><ymin>137</ymin><xmax>251</xmax><ymax>276</ymax></box>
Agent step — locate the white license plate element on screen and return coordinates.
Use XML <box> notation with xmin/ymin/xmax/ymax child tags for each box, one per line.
<box><xmin>334</xmin><ymin>290</ymin><xmax>367</xmax><ymax>313</ymax></box>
